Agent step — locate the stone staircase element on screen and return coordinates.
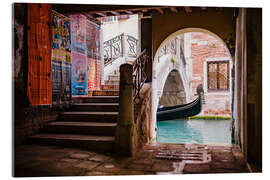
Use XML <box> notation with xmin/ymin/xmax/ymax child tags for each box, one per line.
<box><xmin>103</xmin><ymin>73</ymin><xmax>120</xmax><ymax>90</ymax></box>
<box><xmin>29</xmin><ymin>90</ymin><xmax>119</xmax><ymax>152</ymax></box>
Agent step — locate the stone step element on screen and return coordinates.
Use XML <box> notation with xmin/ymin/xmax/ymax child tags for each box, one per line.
<box><xmin>102</xmin><ymin>85</ymin><xmax>119</xmax><ymax>90</ymax></box>
<box><xmin>28</xmin><ymin>134</ymin><xmax>115</xmax><ymax>152</ymax></box>
<box><xmin>104</xmin><ymin>80</ymin><xmax>119</xmax><ymax>85</ymax></box>
<box><xmin>72</xmin><ymin>103</ymin><xmax>119</xmax><ymax>112</ymax></box>
<box><xmin>73</xmin><ymin>96</ymin><xmax>119</xmax><ymax>103</ymax></box>
<box><xmin>60</xmin><ymin>111</ymin><xmax>119</xmax><ymax>123</ymax></box>
<box><xmin>92</xmin><ymin>90</ymin><xmax>119</xmax><ymax>96</ymax></box>
<box><xmin>114</xmin><ymin>69</ymin><xmax>120</xmax><ymax>75</ymax></box>
<box><xmin>43</xmin><ymin>121</ymin><xmax>117</xmax><ymax>136</ymax></box>
<box><xmin>108</xmin><ymin>75</ymin><xmax>120</xmax><ymax>81</ymax></box>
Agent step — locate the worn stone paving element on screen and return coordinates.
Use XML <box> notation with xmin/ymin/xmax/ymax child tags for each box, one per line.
<box><xmin>14</xmin><ymin>143</ymin><xmax>249</xmax><ymax>177</ymax></box>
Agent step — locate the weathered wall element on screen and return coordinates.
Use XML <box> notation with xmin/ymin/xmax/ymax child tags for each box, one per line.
<box><xmin>141</xmin><ymin>18</ymin><xmax>152</xmax><ymax>81</ymax></box>
<box><xmin>101</xmin><ymin>14</ymin><xmax>138</xmax><ymax>41</ymax></box>
<box><xmin>246</xmin><ymin>8</ymin><xmax>262</xmax><ymax>171</ymax></box>
<box><xmin>190</xmin><ymin>32</ymin><xmax>232</xmax><ymax>116</ymax></box>
<box><xmin>234</xmin><ymin>8</ymin><xmax>247</xmax><ymax>160</ymax></box>
<box><xmin>134</xmin><ymin>83</ymin><xmax>152</xmax><ymax>147</ymax></box>
<box><xmin>152</xmin><ymin>7</ymin><xmax>235</xmax><ymax>56</ymax></box>
<box><xmin>13</xmin><ymin>4</ymin><xmax>61</xmax><ymax>146</ymax></box>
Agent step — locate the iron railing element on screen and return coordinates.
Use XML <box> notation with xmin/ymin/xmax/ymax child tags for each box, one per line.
<box><xmin>126</xmin><ymin>35</ymin><xmax>138</xmax><ymax>57</ymax></box>
<box><xmin>132</xmin><ymin>49</ymin><xmax>149</xmax><ymax>101</ymax></box>
<box><xmin>104</xmin><ymin>34</ymin><xmax>122</xmax><ymax>65</ymax></box>
<box><xmin>158</xmin><ymin>37</ymin><xmax>177</xmax><ymax>59</ymax></box>
<box><xmin>104</xmin><ymin>34</ymin><xmax>138</xmax><ymax>66</ymax></box>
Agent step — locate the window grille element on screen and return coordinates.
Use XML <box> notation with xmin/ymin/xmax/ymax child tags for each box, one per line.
<box><xmin>207</xmin><ymin>61</ymin><xmax>229</xmax><ymax>91</ymax></box>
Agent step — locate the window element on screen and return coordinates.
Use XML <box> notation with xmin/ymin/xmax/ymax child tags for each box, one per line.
<box><xmin>207</xmin><ymin>61</ymin><xmax>229</xmax><ymax>91</ymax></box>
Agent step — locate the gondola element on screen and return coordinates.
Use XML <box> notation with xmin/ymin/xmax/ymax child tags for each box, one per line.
<box><xmin>157</xmin><ymin>84</ymin><xmax>204</xmax><ymax>121</ymax></box>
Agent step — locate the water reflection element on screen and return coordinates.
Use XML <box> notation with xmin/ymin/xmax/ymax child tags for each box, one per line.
<box><xmin>157</xmin><ymin>119</ymin><xmax>232</xmax><ymax>144</ymax></box>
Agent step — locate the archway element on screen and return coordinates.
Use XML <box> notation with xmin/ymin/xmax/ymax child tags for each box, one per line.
<box><xmin>151</xmin><ymin>28</ymin><xmax>234</xmax><ymax>143</ymax></box>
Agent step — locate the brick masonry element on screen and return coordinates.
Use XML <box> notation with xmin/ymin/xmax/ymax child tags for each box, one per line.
<box><xmin>190</xmin><ymin>32</ymin><xmax>231</xmax><ymax>116</ymax></box>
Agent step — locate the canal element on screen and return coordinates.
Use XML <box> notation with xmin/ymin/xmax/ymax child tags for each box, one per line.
<box><xmin>157</xmin><ymin>119</ymin><xmax>232</xmax><ymax>145</ymax></box>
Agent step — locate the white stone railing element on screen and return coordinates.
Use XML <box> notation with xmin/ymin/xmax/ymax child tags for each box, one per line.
<box><xmin>104</xmin><ymin>33</ymin><xmax>138</xmax><ymax>66</ymax></box>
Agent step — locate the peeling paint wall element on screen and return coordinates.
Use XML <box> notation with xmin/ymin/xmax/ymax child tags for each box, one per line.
<box><xmin>134</xmin><ymin>83</ymin><xmax>153</xmax><ymax>147</ymax></box>
<box><xmin>13</xmin><ymin>4</ymin><xmax>60</xmax><ymax>146</ymax></box>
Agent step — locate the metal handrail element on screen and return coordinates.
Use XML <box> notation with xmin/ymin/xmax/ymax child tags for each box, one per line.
<box><xmin>104</xmin><ymin>34</ymin><xmax>122</xmax><ymax>66</ymax></box>
<box><xmin>132</xmin><ymin>49</ymin><xmax>149</xmax><ymax>101</ymax></box>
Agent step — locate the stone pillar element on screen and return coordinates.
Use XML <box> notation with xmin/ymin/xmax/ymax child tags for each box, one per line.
<box><xmin>140</xmin><ymin>15</ymin><xmax>152</xmax><ymax>82</ymax></box>
<box><xmin>184</xmin><ymin>32</ymin><xmax>192</xmax><ymax>102</ymax></box>
<box><xmin>100</xmin><ymin>27</ymin><xmax>105</xmax><ymax>86</ymax></box>
<box><xmin>121</xmin><ymin>33</ymin><xmax>128</xmax><ymax>62</ymax></box>
<box><xmin>115</xmin><ymin>63</ymin><xmax>137</xmax><ymax>156</ymax></box>
<box><xmin>137</xmin><ymin>13</ymin><xmax>143</xmax><ymax>54</ymax></box>
<box><xmin>235</xmin><ymin>8</ymin><xmax>247</xmax><ymax>159</ymax></box>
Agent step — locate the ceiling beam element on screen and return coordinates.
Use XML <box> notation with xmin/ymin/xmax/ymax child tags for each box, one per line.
<box><xmin>53</xmin><ymin>4</ymin><xmax>167</xmax><ymax>15</ymax></box>
<box><xmin>201</xmin><ymin>7</ymin><xmax>207</xmax><ymax>11</ymax></box>
<box><xmin>142</xmin><ymin>9</ymin><xmax>148</xmax><ymax>12</ymax></box>
<box><xmin>156</xmin><ymin>8</ymin><xmax>164</xmax><ymax>14</ymax></box>
<box><xmin>184</xmin><ymin>7</ymin><xmax>192</xmax><ymax>13</ymax></box>
<box><xmin>110</xmin><ymin>11</ymin><xmax>120</xmax><ymax>16</ymax></box>
<box><xmin>170</xmin><ymin>7</ymin><xmax>178</xmax><ymax>13</ymax></box>
<box><xmin>95</xmin><ymin>12</ymin><xmax>107</xmax><ymax>17</ymax></box>
<box><xmin>124</xmin><ymin>10</ymin><xmax>133</xmax><ymax>14</ymax></box>
<box><xmin>83</xmin><ymin>13</ymin><xmax>94</xmax><ymax>19</ymax></box>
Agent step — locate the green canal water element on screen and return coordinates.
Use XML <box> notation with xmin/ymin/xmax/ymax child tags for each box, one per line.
<box><xmin>157</xmin><ymin>119</ymin><xmax>232</xmax><ymax>145</ymax></box>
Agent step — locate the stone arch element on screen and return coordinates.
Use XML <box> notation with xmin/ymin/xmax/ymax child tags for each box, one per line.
<box><xmin>153</xmin><ymin>28</ymin><xmax>233</xmax><ymax>68</ymax></box>
<box><xmin>159</xmin><ymin>69</ymin><xmax>187</xmax><ymax>107</ymax></box>
<box><xmin>152</xmin><ymin>8</ymin><xmax>235</xmax><ymax>56</ymax></box>
<box><xmin>151</xmin><ymin>28</ymin><xmax>234</xmax><ymax>142</ymax></box>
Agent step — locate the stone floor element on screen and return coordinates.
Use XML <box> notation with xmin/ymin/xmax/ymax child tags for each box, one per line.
<box><xmin>13</xmin><ymin>143</ymin><xmax>249</xmax><ymax>177</ymax></box>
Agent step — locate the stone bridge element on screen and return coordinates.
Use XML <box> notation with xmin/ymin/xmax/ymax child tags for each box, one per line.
<box><xmin>151</xmin><ymin>35</ymin><xmax>192</xmax><ymax>140</ymax></box>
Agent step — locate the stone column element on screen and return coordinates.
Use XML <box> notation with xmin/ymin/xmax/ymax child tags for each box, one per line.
<box><xmin>121</xmin><ymin>33</ymin><xmax>128</xmax><ymax>62</ymax></box>
<box><xmin>115</xmin><ymin>63</ymin><xmax>137</xmax><ymax>156</ymax></box>
<box><xmin>100</xmin><ymin>27</ymin><xmax>104</xmax><ymax>86</ymax></box>
<box><xmin>184</xmin><ymin>32</ymin><xmax>192</xmax><ymax>102</ymax></box>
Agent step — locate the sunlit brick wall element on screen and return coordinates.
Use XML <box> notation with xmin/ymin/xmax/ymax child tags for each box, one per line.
<box><xmin>190</xmin><ymin>32</ymin><xmax>232</xmax><ymax>117</ymax></box>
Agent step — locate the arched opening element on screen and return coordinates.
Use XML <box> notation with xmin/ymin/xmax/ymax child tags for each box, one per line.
<box><xmin>152</xmin><ymin>28</ymin><xmax>234</xmax><ymax>145</ymax></box>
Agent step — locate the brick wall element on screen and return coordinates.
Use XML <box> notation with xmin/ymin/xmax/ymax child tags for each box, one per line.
<box><xmin>190</xmin><ymin>32</ymin><xmax>231</xmax><ymax>117</ymax></box>
<box><xmin>14</xmin><ymin>107</ymin><xmax>59</xmax><ymax>146</ymax></box>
